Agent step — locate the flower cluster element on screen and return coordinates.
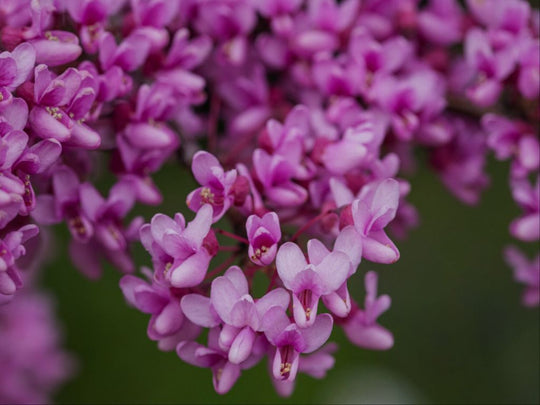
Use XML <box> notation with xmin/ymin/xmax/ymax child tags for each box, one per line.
<box><xmin>0</xmin><ymin>0</ymin><xmax>538</xmax><ymax>399</ymax></box>
<box><xmin>0</xmin><ymin>290</ymin><xmax>74</xmax><ymax>404</ymax></box>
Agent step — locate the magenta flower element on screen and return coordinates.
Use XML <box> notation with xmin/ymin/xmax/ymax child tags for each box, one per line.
<box><xmin>252</xmin><ymin>148</ymin><xmax>308</xmax><ymax>208</ymax></box>
<box><xmin>307</xmin><ymin>226</ymin><xmax>363</xmax><ymax>317</ymax></box>
<box><xmin>246</xmin><ymin>212</ymin><xmax>281</xmax><ymax>266</ymax></box>
<box><xmin>0</xmin><ymin>224</ymin><xmax>39</xmax><ymax>302</ymax></box>
<box><xmin>140</xmin><ymin>204</ymin><xmax>215</xmax><ymax>288</ymax></box>
<box><xmin>320</xmin><ymin>122</ymin><xmax>377</xmax><ymax>175</ymax></box>
<box><xmin>463</xmin><ymin>28</ymin><xmax>517</xmax><ymax>107</ymax></box>
<box><xmin>182</xmin><ymin>266</ymin><xmax>289</xmax><ymax>364</ymax></box>
<box><xmin>417</xmin><ymin>0</ymin><xmax>463</xmax><ymax>45</ymax></box>
<box><xmin>67</xmin><ymin>180</ymin><xmax>141</xmax><ymax>277</ymax></box>
<box><xmin>342</xmin><ymin>271</ymin><xmax>393</xmax><ymax>350</ymax></box>
<box><xmin>120</xmin><ymin>271</ymin><xmax>201</xmax><ymax>350</ymax></box>
<box><xmin>517</xmin><ymin>37</ymin><xmax>540</xmax><ymax>100</ymax></box>
<box><xmin>32</xmin><ymin>166</ymin><xmax>94</xmax><ymax>243</ymax></box>
<box><xmin>187</xmin><ymin>152</ymin><xmax>237</xmax><ymax>221</ymax></box>
<box><xmin>276</xmin><ymin>241</ymin><xmax>351</xmax><ymax>327</ymax></box>
<box><xmin>262</xmin><ymin>306</ymin><xmax>333</xmax><ymax>382</ymax></box>
<box><xmin>98</xmin><ymin>30</ymin><xmax>153</xmax><ymax>72</ymax></box>
<box><xmin>78</xmin><ymin>181</ymin><xmax>136</xmax><ymax>253</ymax></box>
<box><xmin>483</xmin><ymin>114</ymin><xmax>539</xmax><ymax>178</ymax></box>
<box><xmin>121</xmin><ymin>83</ymin><xmax>179</xmax><ymax>150</ymax></box>
<box><xmin>0</xmin><ymin>43</ymin><xmax>35</xmax><ymax>101</ymax></box>
<box><xmin>29</xmin><ymin>64</ymin><xmax>101</xmax><ymax>149</ymax></box>
<box><xmin>177</xmin><ymin>326</ymin><xmax>264</xmax><ymax>395</ymax></box>
<box><xmin>0</xmin><ymin>291</ymin><xmax>74</xmax><ymax>403</ymax></box>
<box><xmin>272</xmin><ymin>343</ymin><xmax>337</xmax><ymax>397</ymax></box>
<box><xmin>351</xmin><ymin>178</ymin><xmax>400</xmax><ymax>264</ymax></box>
<box><xmin>504</xmin><ymin>246</ymin><xmax>539</xmax><ymax>307</ymax></box>
<box><xmin>509</xmin><ymin>177</ymin><xmax>539</xmax><ymax>242</ymax></box>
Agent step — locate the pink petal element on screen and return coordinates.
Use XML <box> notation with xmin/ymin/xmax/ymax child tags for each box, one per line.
<box><xmin>223</xmin><ymin>266</ymin><xmax>249</xmax><ymax>296</ymax></box>
<box><xmin>210</xmin><ymin>276</ymin><xmax>241</xmax><ymax>324</ymax></box>
<box><xmin>181</xmin><ymin>294</ymin><xmax>220</xmax><ymax>328</ymax></box>
<box><xmin>228</xmin><ymin>326</ymin><xmax>255</xmax><ymax>364</ymax></box>
<box><xmin>276</xmin><ymin>242</ymin><xmax>307</xmax><ymax>289</ymax></box>
<box><xmin>362</xmin><ymin>230</ymin><xmax>400</xmax><ymax>264</ymax></box>
<box><xmin>183</xmin><ymin>204</ymin><xmax>213</xmax><ymax>247</ymax></box>
<box><xmin>255</xmin><ymin>288</ymin><xmax>290</xmax><ymax>325</ymax></box>
<box><xmin>191</xmin><ymin>151</ymin><xmax>222</xmax><ymax>185</ymax></box>
<box><xmin>343</xmin><ymin>323</ymin><xmax>394</xmax><ymax>350</ymax></box>
<box><xmin>334</xmin><ymin>226</ymin><xmax>362</xmax><ymax>270</ymax></box>
<box><xmin>169</xmin><ymin>249</ymin><xmax>211</xmax><ymax>288</ymax></box>
<box><xmin>176</xmin><ymin>341</ymin><xmax>220</xmax><ymax>368</ymax></box>
<box><xmin>306</xmin><ymin>238</ymin><xmax>330</xmax><ymax>266</ymax></box>
<box><xmin>301</xmin><ymin>313</ymin><xmax>333</xmax><ymax>353</ymax></box>
<box><xmin>261</xmin><ymin>306</ymin><xmax>290</xmax><ymax>343</ymax></box>
<box><xmin>213</xmin><ymin>361</ymin><xmax>241</xmax><ymax>394</ymax></box>
<box><xmin>316</xmin><ymin>251</ymin><xmax>351</xmax><ymax>294</ymax></box>
<box><xmin>153</xmin><ymin>300</ymin><xmax>183</xmax><ymax>336</ymax></box>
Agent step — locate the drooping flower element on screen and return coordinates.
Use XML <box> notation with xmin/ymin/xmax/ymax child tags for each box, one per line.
<box><xmin>187</xmin><ymin>152</ymin><xmax>237</xmax><ymax>221</ymax></box>
<box><xmin>276</xmin><ymin>241</ymin><xmax>351</xmax><ymax>327</ymax></box>
<box><xmin>140</xmin><ymin>204</ymin><xmax>215</xmax><ymax>287</ymax></box>
<box><xmin>504</xmin><ymin>246</ymin><xmax>539</xmax><ymax>307</ymax></box>
<box><xmin>342</xmin><ymin>271</ymin><xmax>393</xmax><ymax>350</ymax></box>
<box><xmin>182</xmin><ymin>266</ymin><xmax>289</xmax><ymax>364</ymax></box>
<box><xmin>262</xmin><ymin>306</ymin><xmax>333</xmax><ymax>382</ymax></box>
<box><xmin>350</xmin><ymin>178</ymin><xmax>400</xmax><ymax>264</ymax></box>
<box><xmin>246</xmin><ymin>212</ymin><xmax>281</xmax><ymax>266</ymax></box>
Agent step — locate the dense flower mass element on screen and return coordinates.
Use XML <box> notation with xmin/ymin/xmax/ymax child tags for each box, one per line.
<box><xmin>0</xmin><ymin>0</ymin><xmax>538</xmax><ymax>400</ymax></box>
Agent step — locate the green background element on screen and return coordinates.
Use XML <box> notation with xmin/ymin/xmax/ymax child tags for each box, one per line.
<box><xmin>41</xmin><ymin>157</ymin><xmax>539</xmax><ymax>404</ymax></box>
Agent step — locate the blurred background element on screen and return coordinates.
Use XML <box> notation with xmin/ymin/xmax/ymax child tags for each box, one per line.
<box><xmin>42</xmin><ymin>156</ymin><xmax>539</xmax><ymax>404</ymax></box>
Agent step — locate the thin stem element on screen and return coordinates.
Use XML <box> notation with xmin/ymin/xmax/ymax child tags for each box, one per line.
<box><xmin>221</xmin><ymin>130</ymin><xmax>258</xmax><ymax>166</ymax></box>
<box><xmin>290</xmin><ymin>209</ymin><xmax>334</xmax><ymax>242</ymax></box>
<box><xmin>266</xmin><ymin>265</ymin><xmax>278</xmax><ymax>293</ymax></box>
<box><xmin>219</xmin><ymin>245</ymin><xmax>240</xmax><ymax>252</ymax></box>
<box><xmin>205</xmin><ymin>252</ymin><xmax>240</xmax><ymax>280</ymax></box>
<box><xmin>215</xmin><ymin>228</ymin><xmax>249</xmax><ymax>244</ymax></box>
<box><xmin>207</xmin><ymin>93</ymin><xmax>221</xmax><ymax>155</ymax></box>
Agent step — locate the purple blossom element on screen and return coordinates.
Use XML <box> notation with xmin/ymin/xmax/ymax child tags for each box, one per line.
<box><xmin>509</xmin><ymin>177</ymin><xmax>540</xmax><ymax>242</ymax></box>
<box><xmin>182</xmin><ymin>266</ymin><xmax>289</xmax><ymax>364</ymax></box>
<box><xmin>276</xmin><ymin>240</ymin><xmax>351</xmax><ymax>327</ymax></box>
<box><xmin>504</xmin><ymin>246</ymin><xmax>539</xmax><ymax>307</ymax></box>
<box><xmin>0</xmin><ymin>43</ymin><xmax>36</xmax><ymax>100</ymax></box>
<box><xmin>0</xmin><ymin>224</ymin><xmax>39</xmax><ymax>303</ymax></box>
<box><xmin>120</xmin><ymin>270</ymin><xmax>201</xmax><ymax>350</ymax></box>
<box><xmin>342</xmin><ymin>271</ymin><xmax>393</xmax><ymax>350</ymax></box>
<box><xmin>177</xmin><ymin>326</ymin><xmax>265</xmax><ymax>394</ymax></box>
<box><xmin>271</xmin><ymin>343</ymin><xmax>337</xmax><ymax>397</ymax></box>
<box><xmin>187</xmin><ymin>152</ymin><xmax>237</xmax><ymax>221</ymax></box>
<box><xmin>350</xmin><ymin>178</ymin><xmax>400</xmax><ymax>264</ymax></box>
<box><xmin>307</xmin><ymin>226</ymin><xmax>363</xmax><ymax>317</ymax></box>
<box><xmin>0</xmin><ymin>291</ymin><xmax>74</xmax><ymax>403</ymax></box>
<box><xmin>29</xmin><ymin>64</ymin><xmax>101</xmax><ymax>149</ymax></box>
<box><xmin>262</xmin><ymin>306</ymin><xmax>333</xmax><ymax>382</ymax></box>
<box><xmin>246</xmin><ymin>212</ymin><xmax>281</xmax><ymax>266</ymax></box>
<box><xmin>140</xmin><ymin>204</ymin><xmax>215</xmax><ymax>288</ymax></box>
<box><xmin>252</xmin><ymin>148</ymin><xmax>308</xmax><ymax>208</ymax></box>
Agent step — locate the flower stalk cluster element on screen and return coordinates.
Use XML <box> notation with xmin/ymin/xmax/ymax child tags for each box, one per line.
<box><xmin>0</xmin><ymin>0</ymin><xmax>538</xmax><ymax>399</ymax></box>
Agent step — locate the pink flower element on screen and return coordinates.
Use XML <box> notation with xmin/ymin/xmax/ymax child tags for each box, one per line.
<box><xmin>342</xmin><ymin>271</ymin><xmax>393</xmax><ymax>350</ymax></box>
<box><xmin>262</xmin><ymin>306</ymin><xmax>333</xmax><ymax>382</ymax></box>
<box><xmin>246</xmin><ymin>212</ymin><xmax>281</xmax><ymax>266</ymax></box>
<box><xmin>0</xmin><ymin>224</ymin><xmax>39</xmax><ymax>303</ymax></box>
<box><xmin>276</xmin><ymin>241</ymin><xmax>351</xmax><ymax>327</ymax></box>
<box><xmin>182</xmin><ymin>266</ymin><xmax>289</xmax><ymax>364</ymax></box>
<box><xmin>120</xmin><ymin>270</ymin><xmax>201</xmax><ymax>350</ymax></box>
<box><xmin>351</xmin><ymin>178</ymin><xmax>400</xmax><ymax>264</ymax></box>
<box><xmin>504</xmin><ymin>246</ymin><xmax>539</xmax><ymax>307</ymax></box>
<box><xmin>141</xmin><ymin>204</ymin><xmax>215</xmax><ymax>288</ymax></box>
<box><xmin>187</xmin><ymin>152</ymin><xmax>237</xmax><ymax>221</ymax></box>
